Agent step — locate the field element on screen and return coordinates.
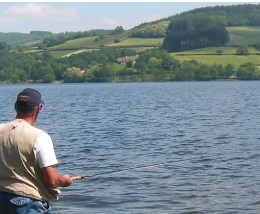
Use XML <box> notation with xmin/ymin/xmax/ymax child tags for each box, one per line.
<box><xmin>49</xmin><ymin>36</ymin><xmax>99</xmax><ymax>50</ymax></box>
<box><xmin>172</xmin><ymin>47</ymin><xmax>260</xmax><ymax>66</ymax></box>
<box><xmin>49</xmin><ymin>33</ymin><xmax>129</xmax><ymax>50</ymax></box>
<box><xmin>227</xmin><ymin>26</ymin><xmax>260</xmax><ymax>45</ymax></box>
<box><xmin>173</xmin><ymin>54</ymin><xmax>260</xmax><ymax>66</ymax></box>
<box><xmin>48</xmin><ymin>35</ymin><xmax>162</xmax><ymax>57</ymax></box>
<box><xmin>50</xmin><ymin>49</ymin><xmax>96</xmax><ymax>58</ymax></box>
<box><xmin>22</xmin><ymin>26</ymin><xmax>260</xmax><ymax>62</ymax></box>
<box><xmin>170</xmin><ymin>27</ymin><xmax>260</xmax><ymax>66</ymax></box>
<box><xmin>173</xmin><ymin>47</ymin><xmax>260</xmax><ymax>55</ymax></box>
<box><xmin>108</xmin><ymin>38</ymin><xmax>163</xmax><ymax>47</ymax></box>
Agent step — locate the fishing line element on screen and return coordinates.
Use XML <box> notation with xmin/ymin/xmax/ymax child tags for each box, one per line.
<box><xmin>72</xmin><ymin>157</ymin><xmax>196</xmax><ymax>181</ymax></box>
<box><xmin>72</xmin><ymin>162</ymin><xmax>165</xmax><ymax>180</ymax></box>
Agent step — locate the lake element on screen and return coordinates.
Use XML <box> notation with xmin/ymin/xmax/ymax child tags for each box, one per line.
<box><xmin>0</xmin><ymin>81</ymin><xmax>259</xmax><ymax>213</ymax></box>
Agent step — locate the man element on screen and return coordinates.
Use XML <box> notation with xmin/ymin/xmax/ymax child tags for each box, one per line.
<box><xmin>0</xmin><ymin>88</ymin><xmax>74</xmax><ymax>213</ymax></box>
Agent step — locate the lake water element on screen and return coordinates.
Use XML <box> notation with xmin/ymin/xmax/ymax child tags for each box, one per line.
<box><xmin>0</xmin><ymin>81</ymin><xmax>259</xmax><ymax>214</ymax></box>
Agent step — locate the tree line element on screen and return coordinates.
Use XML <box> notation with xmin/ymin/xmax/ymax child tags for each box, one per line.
<box><xmin>39</xmin><ymin>28</ymin><xmax>123</xmax><ymax>49</ymax></box>
<box><xmin>163</xmin><ymin>16</ymin><xmax>229</xmax><ymax>52</ymax></box>
<box><xmin>0</xmin><ymin>48</ymin><xmax>259</xmax><ymax>84</ymax></box>
<box><xmin>171</xmin><ymin>4</ymin><xmax>260</xmax><ymax>27</ymax></box>
<box><xmin>125</xmin><ymin>4</ymin><xmax>260</xmax><ymax>40</ymax></box>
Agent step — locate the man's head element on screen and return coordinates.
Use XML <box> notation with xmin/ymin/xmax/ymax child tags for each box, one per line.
<box><xmin>15</xmin><ymin>88</ymin><xmax>44</xmax><ymax>118</ymax></box>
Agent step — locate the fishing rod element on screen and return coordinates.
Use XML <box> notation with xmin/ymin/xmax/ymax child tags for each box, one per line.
<box><xmin>72</xmin><ymin>162</ymin><xmax>165</xmax><ymax>181</ymax></box>
<box><xmin>72</xmin><ymin>157</ymin><xmax>196</xmax><ymax>181</ymax></box>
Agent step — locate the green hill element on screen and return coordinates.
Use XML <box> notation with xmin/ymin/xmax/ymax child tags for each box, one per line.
<box><xmin>126</xmin><ymin>3</ymin><xmax>260</xmax><ymax>40</ymax></box>
<box><xmin>46</xmin><ymin>25</ymin><xmax>260</xmax><ymax>59</ymax></box>
<box><xmin>49</xmin><ymin>36</ymin><xmax>98</xmax><ymax>50</ymax></box>
<box><xmin>129</xmin><ymin>20</ymin><xmax>170</xmax><ymax>38</ymax></box>
<box><xmin>227</xmin><ymin>26</ymin><xmax>260</xmax><ymax>45</ymax></box>
<box><xmin>1</xmin><ymin>4</ymin><xmax>260</xmax><ymax>83</ymax></box>
<box><xmin>171</xmin><ymin>26</ymin><xmax>260</xmax><ymax>66</ymax></box>
<box><xmin>0</xmin><ymin>31</ymin><xmax>52</xmax><ymax>45</ymax></box>
<box><xmin>13</xmin><ymin>3</ymin><xmax>260</xmax><ymax>64</ymax></box>
<box><xmin>45</xmin><ymin>34</ymin><xmax>162</xmax><ymax>57</ymax></box>
<box><xmin>173</xmin><ymin>48</ymin><xmax>260</xmax><ymax>66</ymax></box>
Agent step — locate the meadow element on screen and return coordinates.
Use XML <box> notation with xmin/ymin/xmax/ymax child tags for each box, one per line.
<box><xmin>43</xmin><ymin>26</ymin><xmax>260</xmax><ymax>67</ymax></box>
<box><xmin>49</xmin><ymin>36</ymin><xmax>98</xmax><ymax>50</ymax></box>
<box><xmin>227</xmin><ymin>26</ymin><xmax>260</xmax><ymax>45</ymax></box>
<box><xmin>172</xmin><ymin>47</ymin><xmax>260</xmax><ymax>66</ymax></box>
<box><xmin>108</xmin><ymin>38</ymin><xmax>163</xmax><ymax>47</ymax></box>
<box><xmin>171</xmin><ymin>27</ymin><xmax>260</xmax><ymax>66</ymax></box>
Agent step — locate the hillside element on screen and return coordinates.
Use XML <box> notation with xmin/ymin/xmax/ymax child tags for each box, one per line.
<box><xmin>1</xmin><ymin>4</ymin><xmax>259</xmax><ymax>50</ymax></box>
<box><xmin>0</xmin><ymin>31</ymin><xmax>52</xmax><ymax>46</ymax></box>
<box><xmin>36</xmin><ymin>4</ymin><xmax>260</xmax><ymax>56</ymax></box>
<box><xmin>125</xmin><ymin>3</ymin><xmax>260</xmax><ymax>40</ymax></box>
<box><xmin>177</xmin><ymin>4</ymin><xmax>260</xmax><ymax>26</ymax></box>
<box><xmin>41</xmin><ymin>25</ymin><xmax>260</xmax><ymax>60</ymax></box>
<box><xmin>0</xmin><ymin>3</ymin><xmax>260</xmax><ymax>84</ymax></box>
<box><xmin>172</xmin><ymin>47</ymin><xmax>260</xmax><ymax>66</ymax></box>
<box><xmin>227</xmin><ymin>26</ymin><xmax>260</xmax><ymax>45</ymax></box>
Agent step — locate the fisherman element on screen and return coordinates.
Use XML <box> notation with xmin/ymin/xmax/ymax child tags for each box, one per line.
<box><xmin>0</xmin><ymin>88</ymin><xmax>74</xmax><ymax>213</ymax></box>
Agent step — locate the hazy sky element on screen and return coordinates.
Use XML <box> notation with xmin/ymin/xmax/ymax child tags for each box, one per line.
<box><xmin>0</xmin><ymin>1</ymin><xmax>257</xmax><ymax>33</ymax></box>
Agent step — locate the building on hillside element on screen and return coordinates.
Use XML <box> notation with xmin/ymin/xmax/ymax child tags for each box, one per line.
<box><xmin>120</xmin><ymin>56</ymin><xmax>135</xmax><ymax>65</ymax></box>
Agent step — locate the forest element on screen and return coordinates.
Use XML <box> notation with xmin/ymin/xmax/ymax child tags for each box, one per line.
<box><xmin>163</xmin><ymin>16</ymin><xmax>229</xmax><ymax>52</ymax></box>
<box><xmin>0</xmin><ymin>47</ymin><xmax>258</xmax><ymax>83</ymax></box>
<box><xmin>0</xmin><ymin>4</ymin><xmax>260</xmax><ymax>83</ymax></box>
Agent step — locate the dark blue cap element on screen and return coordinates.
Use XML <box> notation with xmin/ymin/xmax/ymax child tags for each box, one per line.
<box><xmin>16</xmin><ymin>88</ymin><xmax>44</xmax><ymax>107</ymax></box>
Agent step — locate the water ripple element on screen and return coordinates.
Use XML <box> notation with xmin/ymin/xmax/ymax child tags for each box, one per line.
<box><xmin>1</xmin><ymin>82</ymin><xmax>259</xmax><ymax>213</ymax></box>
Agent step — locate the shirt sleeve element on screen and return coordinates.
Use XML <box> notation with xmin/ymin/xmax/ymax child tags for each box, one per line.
<box><xmin>33</xmin><ymin>132</ymin><xmax>58</xmax><ymax>168</ymax></box>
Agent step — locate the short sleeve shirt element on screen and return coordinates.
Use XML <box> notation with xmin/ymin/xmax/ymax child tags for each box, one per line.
<box><xmin>33</xmin><ymin>132</ymin><xmax>58</xmax><ymax>168</ymax></box>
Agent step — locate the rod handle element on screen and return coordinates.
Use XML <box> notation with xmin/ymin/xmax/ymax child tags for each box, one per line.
<box><xmin>72</xmin><ymin>176</ymin><xmax>83</xmax><ymax>181</ymax></box>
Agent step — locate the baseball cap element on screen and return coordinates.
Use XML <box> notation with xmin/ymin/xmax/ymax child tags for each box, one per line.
<box><xmin>16</xmin><ymin>88</ymin><xmax>44</xmax><ymax>107</ymax></box>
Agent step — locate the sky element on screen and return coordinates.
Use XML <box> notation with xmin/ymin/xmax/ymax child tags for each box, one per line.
<box><xmin>0</xmin><ymin>1</ymin><xmax>258</xmax><ymax>33</ymax></box>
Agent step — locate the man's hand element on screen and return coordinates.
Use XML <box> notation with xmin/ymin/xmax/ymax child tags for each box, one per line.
<box><xmin>41</xmin><ymin>166</ymin><xmax>73</xmax><ymax>188</ymax></box>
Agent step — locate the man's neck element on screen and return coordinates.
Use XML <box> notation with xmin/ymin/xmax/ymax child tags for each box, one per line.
<box><xmin>16</xmin><ymin>116</ymin><xmax>35</xmax><ymax>126</ymax></box>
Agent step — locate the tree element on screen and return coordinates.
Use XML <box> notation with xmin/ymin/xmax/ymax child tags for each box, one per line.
<box><xmin>148</xmin><ymin>57</ymin><xmax>162</xmax><ymax>70</ymax></box>
<box><xmin>30</xmin><ymin>62</ymin><xmax>55</xmax><ymax>82</ymax></box>
<box><xmin>236</xmin><ymin>45</ymin><xmax>250</xmax><ymax>55</ymax></box>
<box><xmin>42</xmin><ymin>51</ymin><xmax>52</xmax><ymax>60</ymax></box>
<box><xmin>51</xmin><ymin>61</ymin><xmax>68</xmax><ymax>80</ymax></box>
<box><xmin>92</xmin><ymin>66</ymin><xmax>113</xmax><ymax>82</ymax></box>
<box><xmin>64</xmin><ymin>67</ymin><xmax>85</xmax><ymax>83</ymax></box>
<box><xmin>237</xmin><ymin>62</ymin><xmax>256</xmax><ymax>80</ymax></box>
<box><xmin>0</xmin><ymin>42</ymin><xmax>9</xmax><ymax>50</ymax></box>
<box><xmin>163</xmin><ymin>16</ymin><xmax>229</xmax><ymax>52</ymax></box>
<box><xmin>178</xmin><ymin>60</ymin><xmax>199</xmax><ymax>80</ymax></box>
<box><xmin>112</xmin><ymin>26</ymin><xmax>124</xmax><ymax>34</ymax></box>
<box><xmin>195</xmin><ymin>64</ymin><xmax>212</xmax><ymax>80</ymax></box>
<box><xmin>216</xmin><ymin>49</ymin><xmax>224</xmax><ymax>55</ymax></box>
<box><xmin>225</xmin><ymin>64</ymin><xmax>235</xmax><ymax>77</ymax></box>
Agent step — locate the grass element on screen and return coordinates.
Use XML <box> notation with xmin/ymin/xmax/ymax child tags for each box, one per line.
<box><xmin>22</xmin><ymin>26</ymin><xmax>260</xmax><ymax>64</ymax></box>
<box><xmin>50</xmin><ymin>49</ymin><xmax>99</xmax><ymax>58</ymax></box>
<box><xmin>227</xmin><ymin>26</ymin><xmax>260</xmax><ymax>45</ymax></box>
<box><xmin>50</xmin><ymin>50</ymin><xmax>75</xmax><ymax>58</ymax></box>
<box><xmin>48</xmin><ymin>26</ymin><xmax>259</xmax><ymax>51</ymax></box>
<box><xmin>171</xmin><ymin>27</ymin><xmax>260</xmax><ymax>66</ymax></box>
<box><xmin>48</xmin><ymin>35</ymin><xmax>162</xmax><ymax>57</ymax></box>
<box><xmin>174</xmin><ymin>47</ymin><xmax>260</xmax><ymax>55</ymax></box>
<box><xmin>173</xmin><ymin>54</ymin><xmax>260</xmax><ymax>66</ymax></box>
<box><xmin>49</xmin><ymin>33</ymin><xmax>129</xmax><ymax>51</ymax></box>
<box><xmin>49</xmin><ymin>36</ymin><xmax>98</xmax><ymax>50</ymax></box>
<box><xmin>108</xmin><ymin>38</ymin><xmax>163</xmax><ymax>47</ymax></box>
<box><xmin>62</xmin><ymin>49</ymin><xmax>97</xmax><ymax>57</ymax></box>
<box><xmin>172</xmin><ymin>46</ymin><xmax>260</xmax><ymax>66</ymax></box>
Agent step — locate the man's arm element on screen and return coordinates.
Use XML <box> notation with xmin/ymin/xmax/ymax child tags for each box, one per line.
<box><xmin>41</xmin><ymin>166</ymin><xmax>73</xmax><ymax>188</ymax></box>
<box><xmin>35</xmin><ymin>133</ymin><xmax>75</xmax><ymax>188</ymax></box>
